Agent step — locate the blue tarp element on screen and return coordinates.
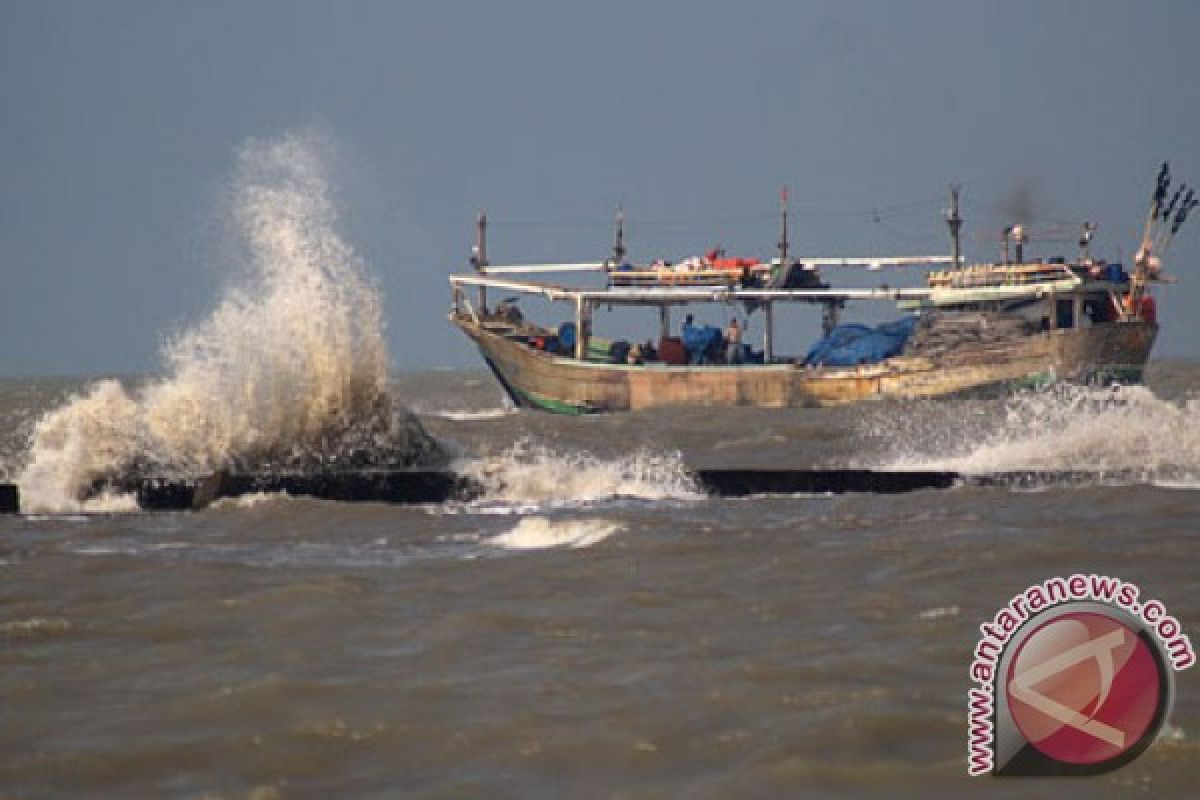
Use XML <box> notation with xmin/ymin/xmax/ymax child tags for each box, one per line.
<box><xmin>804</xmin><ymin>316</ymin><xmax>918</xmax><ymax>367</ymax></box>
<box><xmin>558</xmin><ymin>322</ymin><xmax>576</xmax><ymax>351</ymax></box>
<box><xmin>1106</xmin><ymin>263</ymin><xmax>1129</xmax><ymax>283</ymax></box>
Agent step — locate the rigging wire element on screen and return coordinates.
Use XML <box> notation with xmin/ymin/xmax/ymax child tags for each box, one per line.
<box><xmin>868</xmin><ymin>215</ymin><xmax>946</xmax><ymax>244</ymax></box>
<box><xmin>486</xmin><ymin>195</ymin><xmax>948</xmax><ymax>231</ymax></box>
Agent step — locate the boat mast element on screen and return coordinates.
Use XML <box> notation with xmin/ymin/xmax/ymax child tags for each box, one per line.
<box><xmin>1133</xmin><ymin>162</ymin><xmax>1172</xmax><ymax>317</ymax></box>
<box><xmin>945</xmin><ymin>184</ymin><xmax>962</xmax><ymax>268</ymax></box>
<box><xmin>1078</xmin><ymin>222</ymin><xmax>1095</xmax><ymax>262</ymax></box>
<box><xmin>778</xmin><ymin>186</ymin><xmax>789</xmax><ymax>264</ymax></box>
<box><xmin>612</xmin><ymin>206</ymin><xmax>626</xmax><ymax>265</ymax></box>
<box><xmin>472</xmin><ymin>211</ymin><xmax>489</xmax><ymax>312</ymax></box>
<box><xmin>764</xmin><ymin>187</ymin><xmax>788</xmax><ymax>361</ymax></box>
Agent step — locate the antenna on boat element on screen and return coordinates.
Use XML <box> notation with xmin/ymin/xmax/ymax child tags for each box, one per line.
<box><xmin>612</xmin><ymin>206</ymin><xmax>627</xmax><ymax>265</ymax></box>
<box><xmin>778</xmin><ymin>186</ymin><xmax>789</xmax><ymax>264</ymax></box>
<box><xmin>945</xmin><ymin>184</ymin><xmax>962</xmax><ymax>268</ymax></box>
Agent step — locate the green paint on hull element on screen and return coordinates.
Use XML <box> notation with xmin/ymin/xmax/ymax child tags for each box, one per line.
<box><xmin>513</xmin><ymin>385</ymin><xmax>595</xmax><ymax>415</ymax></box>
<box><xmin>464</xmin><ymin>319</ymin><xmax>1157</xmax><ymax>414</ymax></box>
<box><xmin>1008</xmin><ymin>371</ymin><xmax>1056</xmax><ymax>391</ymax></box>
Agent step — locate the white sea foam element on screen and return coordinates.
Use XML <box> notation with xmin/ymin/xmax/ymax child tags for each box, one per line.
<box><xmin>458</xmin><ymin>440</ymin><xmax>701</xmax><ymax>512</ymax></box>
<box><xmin>209</xmin><ymin>491</ymin><xmax>292</xmax><ymax>511</ymax></box>
<box><xmin>873</xmin><ymin>384</ymin><xmax>1200</xmax><ymax>481</ymax></box>
<box><xmin>18</xmin><ymin>132</ymin><xmax>411</xmax><ymax>513</ymax></box>
<box><xmin>916</xmin><ymin>605</ymin><xmax>961</xmax><ymax>621</ymax></box>
<box><xmin>0</xmin><ymin>617</ymin><xmax>74</xmax><ymax>637</ymax></box>
<box><xmin>425</xmin><ymin>408</ymin><xmax>516</xmax><ymax>421</ymax></box>
<box><xmin>487</xmin><ymin>516</ymin><xmax>624</xmax><ymax>550</ymax></box>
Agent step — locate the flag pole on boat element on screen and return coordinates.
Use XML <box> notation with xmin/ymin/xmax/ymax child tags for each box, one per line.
<box><xmin>1131</xmin><ymin>161</ymin><xmax>1197</xmax><ymax>317</ymax></box>
<box><xmin>1141</xmin><ymin>161</ymin><xmax>1170</xmax><ymax>250</ymax></box>
<box><xmin>1160</xmin><ymin>188</ymin><xmax>1197</xmax><ymax>256</ymax></box>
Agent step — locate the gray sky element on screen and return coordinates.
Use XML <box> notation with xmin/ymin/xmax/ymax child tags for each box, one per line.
<box><xmin>2</xmin><ymin>0</ymin><xmax>1199</xmax><ymax>375</ymax></box>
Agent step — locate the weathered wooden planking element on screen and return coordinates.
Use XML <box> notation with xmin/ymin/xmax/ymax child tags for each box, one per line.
<box><xmin>459</xmin><ymin>317</ymin><xmax>1157</xmax><ymax>413</ymax></box>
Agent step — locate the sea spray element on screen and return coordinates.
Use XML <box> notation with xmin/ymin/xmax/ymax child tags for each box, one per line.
<box><xmin>456</xmin><ymin>439</ymin><xmax>701</xmax><ymax>512</ymax></box>
<box><xmin>865</xmin><ymin>383</ymin><xmax>1200</xmax><ymax>479</ymax></box>
<box><xmin>19</xmin><ymin>133</ymin><xmax>442</xmax><ymax>512</ymax></box>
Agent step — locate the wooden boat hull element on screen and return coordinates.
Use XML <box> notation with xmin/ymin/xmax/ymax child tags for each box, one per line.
<box><xmin>453</xmin><ymin>316</ymin><xmax>1157</xmax><ymax>413</ymax></box>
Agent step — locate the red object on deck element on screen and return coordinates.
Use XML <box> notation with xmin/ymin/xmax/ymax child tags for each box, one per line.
<box><xmin>658</xmin><ymin>337</ymin><xmax>687</xmax><ymax>365</ymax></box>
<box><xmin>712</xmin><ymin>257</ymin><xmax>760</xmax><ymax>271</ymax></box>
<box><xmin>1120</xmin><ymin>294</ymin><xmax>1158</xmax><ymax>324</ymax></box>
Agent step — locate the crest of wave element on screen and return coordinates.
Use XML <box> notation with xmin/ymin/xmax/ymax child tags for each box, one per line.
<box><xmin>19</xmin><ymin>133</ymin><xmax>441</xmax><ymax>512</ymax></box>
<box><xmin>487</xmin><ymin>516</ymin><xmax>625</xmax><ymax>550</ymax></box>
<box><xmin>458</xmin><ymin>439</ymin><xmax>700</xmax><ymax>510</ymax></box>
<box><xmin>869</xmin><ymin>383</ymin><xmax>1200</xmax><ymax>478</ymax></box>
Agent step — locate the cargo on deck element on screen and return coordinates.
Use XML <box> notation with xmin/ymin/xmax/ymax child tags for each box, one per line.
<box><xmin>449</xmin><ymin>172</ymin><xmax>1184</xmax><ymax>413</ymax></box>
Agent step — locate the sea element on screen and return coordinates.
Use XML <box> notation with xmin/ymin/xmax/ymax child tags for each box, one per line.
<box><xmin>2</xmin><ymin>133</ymin><xmax>1198</xmax><ymax>798</ymax></box>
<box><xmin>2</xmin><ymin>365</ymin><xmax>1199</xmax><ymax>799</ymax></box>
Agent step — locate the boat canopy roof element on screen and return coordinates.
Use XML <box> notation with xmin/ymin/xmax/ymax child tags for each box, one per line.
<box><xmin>449</xmin><ymin>271</ymin><xmax>1093</xmax><ymax>308</ymax></box>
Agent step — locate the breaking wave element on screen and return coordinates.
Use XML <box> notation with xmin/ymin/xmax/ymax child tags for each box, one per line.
<box><xmin>486</xmin><ymin>516</ymin><xmax>625</xmax><ymax>550</ymax></box>
<box><xmin>18</xmin><ymin>132</ymin><xmax>440</xmax><ymax>513</ymax></box>
<box><xmin>870</xmin><ymin>383</ymin><xmax>1200</xmax><ymax>483</ymax></box>
<box><xmin>457</xmin><ymin>440</ymin><xmax>702</xmax><ymax>512</ymax></box>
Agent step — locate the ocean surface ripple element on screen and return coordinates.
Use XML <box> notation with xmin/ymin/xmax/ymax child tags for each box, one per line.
<box><xmin>2</xmin><ymin>363</ymin><xmax>1198</xmax><ymax>798</ymax></box>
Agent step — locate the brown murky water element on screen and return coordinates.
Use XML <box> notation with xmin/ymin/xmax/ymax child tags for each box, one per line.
<box><xmin>2</xmin><ymin>364</ymin><xmax>1199</xmax><ymax>798</ymax></box>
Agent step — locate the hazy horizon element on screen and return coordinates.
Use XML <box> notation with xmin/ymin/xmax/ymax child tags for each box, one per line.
<box><xmin>4</xmin><ymin>1</ymin><xmax>1199</xmax><ymax>376</ymax></box>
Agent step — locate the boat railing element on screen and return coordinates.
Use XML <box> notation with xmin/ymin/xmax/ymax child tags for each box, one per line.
<box><xmin>608</xmin><ymin>269</ymin><xmax>742</xmax><ymax>288</ymax></box>
<box><xmin>449</xmin><ymin>273</ymin><xmax>937</xmax><ymax>305</ymax></box>
<box><xmin>928</xmin><ymin>261</ymin><xmax>1082</xmax><ymax>289</ymax></box>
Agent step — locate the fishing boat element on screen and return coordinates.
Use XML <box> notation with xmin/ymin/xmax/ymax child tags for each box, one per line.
<box><xmin>449</xmin><ymin>168</ymin><xmax>1192</xmax><ymax>414</ymax></box>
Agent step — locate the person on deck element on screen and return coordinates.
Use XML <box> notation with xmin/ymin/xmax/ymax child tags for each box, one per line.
<box><xmin>682</xmin><ymin>314</ymin><xmax>702</xmax><ymax>365</ymax></box>
<box><xmin>725</xmin><ymin>317</ymin><xmax>743</xmax><ymax>364</ymax></box>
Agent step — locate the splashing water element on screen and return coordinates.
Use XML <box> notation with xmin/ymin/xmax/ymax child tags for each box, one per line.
<box><xmin>868</xmin><ymin>383</ymin><xmax>1200</xmax><ymax>481</ymax></box>
<box><xmin>19</xmin><ymin>133</ymin><xmax>440</xmax><ymax>512</ymax></box>
<box><xmin>486</xmin><ymin>516</ymin><xmax>625</xmax><ymax>550</ymax></box>
<box><xmin>457</xmin><ymin>440</ymin><xmax>701</xmax><ymax>513</ymax></box>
